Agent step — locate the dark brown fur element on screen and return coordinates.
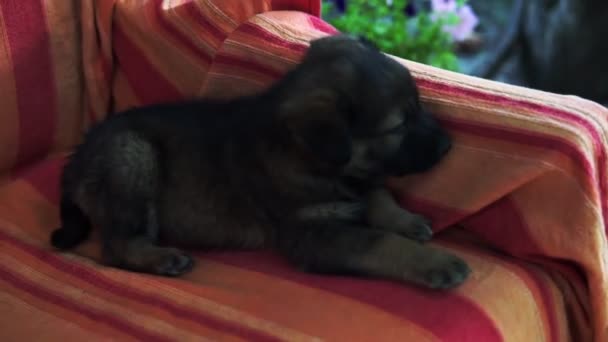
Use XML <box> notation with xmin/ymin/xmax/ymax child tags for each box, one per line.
<box><xmin>51</xmin><ymin>35</ymin><xmax>470</xmax><ymax>289</ymax></box>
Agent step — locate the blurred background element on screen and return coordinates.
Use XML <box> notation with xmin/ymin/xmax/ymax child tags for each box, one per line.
<box><xmin>322</xmin><ymin>0</ymin><xmax>608</xmax><ymax>106</ymax></box>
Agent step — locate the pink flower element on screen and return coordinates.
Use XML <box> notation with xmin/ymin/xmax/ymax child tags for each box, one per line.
<box><xmin>431</xmin><ymin>1</ymin><xmax>479</xmax><ymax>42</ymax></box>
<box><xmin>446</xmin><ymin>5</ymin><xmax>479</xmax><ymax>41</ymax></box>
<box><xmin>431</xmin><ymin>0</ymin><xmax>457</xmax><ymax>13</ymax></box>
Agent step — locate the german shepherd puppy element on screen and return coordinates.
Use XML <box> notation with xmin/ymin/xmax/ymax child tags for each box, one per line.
<box><xmin>51</xmin><ymin>35</ymin><xmax>470</xmax><ymax>289</ymax></box>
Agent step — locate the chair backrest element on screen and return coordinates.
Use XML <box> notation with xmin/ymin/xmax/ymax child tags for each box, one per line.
<box><xmin>0</xmin><ymin>0</ymin><xmax>321</xmax><ymax>175</ymax></box>
<box><xmin>0</xmin><ymin>1</ymin><xmax>86</xmax><ymax>174</ymax></box>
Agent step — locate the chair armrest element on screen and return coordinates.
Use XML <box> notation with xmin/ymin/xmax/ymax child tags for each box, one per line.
<box><xmin>206</xmin><ymin>11</ymin><xmax>608</xmax><ymax>338</ymax></box>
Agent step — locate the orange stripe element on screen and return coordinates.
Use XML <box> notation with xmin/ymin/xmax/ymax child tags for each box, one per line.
<box><xmin>523</xmin><ymin>263</ymin><xmax>572</xmax><ymax>342</ymax></box>
<box><xmin>0</xmin><ymin>241</ymin><xmax>245</xmax><ymax>341</ymax></box>
<box><xmin>42</xmin><ymin>1</ymin><xmax>84</xmax><ymax>154</ymax></box>
<box><xmin>112</xmin><ymin>22</ymin><xmax>182</xmax><ymax>103</ymax></box>
<box><xmin>115</xmin><ymin>2</ymin><xmax>208</xmax><ymax>98</ymax></box>
<box><xmin>432</xmin><ymin>240</ymin><xmax>548</xmax><ymax>341</ymax></box>
<box><xmin>437</xmin><ymin>232</ymin><xmax>569</xmax><ymax>341</ymax></box>
<box><xmin>0</xmin><ymin>184</ymin><xmax>296</xmax><ymax>341</ymax></box>
<box><xmin>80</xmin><ymin>0</ymin><xmax>112</xmax><ymax>125</ymax></box>
<box><xmin>150</xmin><ymin>0</ymin><xmax>214</xmax><ymax>65</ymax></box>
<box><xmin>415</xmin><ymin>78</ymin><xmax>608</xmax><ymax>235</ymax></box>
<box><xmin>2</xmin><ymin>216</ymin><xmax>433</xmax><ymax>342</ymax></box>
<box><xmin>112</xmin><ymin>70</ymin><xmax>141</xmax><ymax>112</ymax></box>
<box><xmin>0</xmin><ymin>253</ymin><xmax>218</xmax><ymax>341</ymax></box>
<box><xmin>0</xmin><ymin>229</ymin><xmax>318</xmax><ymax>342</ymax></box>
<box><xmin>207</xmin><ymin>251</ymin><xmax>503</xmax><ymax>341</ymax></box>
<box><xmin>164</xmin><ymin>259</ymin><xmax>439</xmax><ymax>341</ymax></box>
<box><xmin>0</xmin><ymin>273</ymin><xmax>170</xmax><ymax>341</ymax></box>
<box><xmin>1</xmin><ymin>0</ymin><xmax>58</xmax><ymax>167</ymax></box>
<box><xmin>0</xmin><ymin>181</ymin><xmax>431</xmax><ymax>341</ymax></box>
<box><xmin>0</xmin><ymin>290</ymin><xmax>110</xmax><ymax>341</ymax></box>
<box><xmin>0</xmin><ymin>182</ymin><xmax>59</xmax><ymax>243</ymax></box>
<box><xmin>0</xmin><ymin>279</ymin><xmax>134</xmax><ymax>341</ymax></box>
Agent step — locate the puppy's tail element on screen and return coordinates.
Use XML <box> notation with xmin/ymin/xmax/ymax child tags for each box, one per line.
<box><xmin>51</xmin><ymin>194</ymin><xmax>92</xmax><ymax>249</ymax></box>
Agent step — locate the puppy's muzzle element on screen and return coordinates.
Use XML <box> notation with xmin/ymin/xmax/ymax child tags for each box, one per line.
<box><xmin>437</xmin><ymin>135</ymin><xmax>452</xmax><ymax>158</ymax></box>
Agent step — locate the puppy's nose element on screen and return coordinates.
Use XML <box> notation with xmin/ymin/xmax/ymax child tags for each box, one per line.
<box><xmin>438</xmin><ymin>137</ymin><xmax>452</xmax><ymax>157</ymax></box>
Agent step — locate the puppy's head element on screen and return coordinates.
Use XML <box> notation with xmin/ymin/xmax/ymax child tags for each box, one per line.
<box><xmin>278</xmin><ymin>34</ymin><xmax>452</xmax><ymax>179</ymax></box>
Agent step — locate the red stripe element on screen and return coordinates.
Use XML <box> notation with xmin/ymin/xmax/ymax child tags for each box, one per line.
<box><xmin>440</xmin><ymin>114</ymin><xmax>605</xmax><ymax>235</ymax></box>
<box><xmin>239</xmin><ymin>23</ymin><xmax>308</xmax><ymax>54</ymax></box>
<box><xmin>441</xmin><ymin>117</ymin><xmax>596</xmax><ymax>186</ymax></box>
<box><xmin>150</xmin><ymin>0</ymin><xmax>213</xmax><ymax>65</ymax></box>
<box><xmin>392</xmin><ymin>114</ymin><xmax>598</xmax><ymax>232</ymax></box>
<box><xmin>182</xmin><ymin>1</ymin><xmax>226</xmax><ymax>43</ymax></box>
<box><xmin>520</xmin><ymin>264</ymin><xmax>561</xmax><ymax>342</ymax></box>
<box><xmin>405</xmin><ymin>198</ymin><xmax>569</xmax><ymax>341</ymax></box>
<box><xmin>309</xmin><ymin>0</ymin><xmax>322</xmax><ymax>17</ymax></box>
<box><xmin>212</xmin><ymin>54</ymin><xmax>284</xmax><ymax>79</ymax></box>
<box><xmin>464</xmin><ymin>196</ymin><xmax>539</xmax><ymax>257</ymax></box>
<box><xmin>417</xmin><ymin>79</ymin><xmax>608</xmax><ymax>234</ymax></box>
<box><xmin>1</xmin><ymin>0</ymin><xmax>58</xmax><ymax>168</ymax></box>
<box><xmin>13</xmin><ymin>156</ymin><xmax>65</xmax><ymax>203</ymax></box>
<box><xmin>232</xmin><ymin>23</ymin><xmax>608</xmax><ymax>235</ymax></box>
<box><xmin>0</xmin><ymin>231</ymin><xmax>282</xmax><ymax>342</ymax></box>
<box><xmin>272</xmin><ymin>0</ymin><xmax>321</xmax><ymax>16</ymax></box>
<box><xmin>394</xmin><ymin>194</ymin><xmax>469</xmax><ymax>231</ymax></box>
<box><xmin>0</xmin><ymin>265</ymin><xmax>171</xmax><ymax>342</ymax></box>
<box><xmin>541</xmin><ymin>258</ymin><xmax>591</xmax><ymax>329</ymax></box>
<box><xmin>307</xmin><ymin>16</ymin><xmax>339</xmax><ymax>34</ymax></box>
<box><xmin>206</xmin><ymin>251</ymin><xmax>503</xmax><ymax>342</ymax></box>
<box><xmin>113</xmin><ymin>24</ymin><xmax>183</xmax><ymax>104</ymax></box>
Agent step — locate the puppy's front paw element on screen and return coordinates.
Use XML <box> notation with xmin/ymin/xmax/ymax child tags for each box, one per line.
<box><xmin>155</xmin><ymin>249</ymin><xmax>194</xmax><ymax>276</ymax></box>
<box><xmin>399</xmin><ymin>214</ymin><xmax>433</xmax><ymax>242</ymax></box>
<box><xmin>417</xmin><ymin>254</ymin><xmax>471</xmax><ymax>290</ymax></box>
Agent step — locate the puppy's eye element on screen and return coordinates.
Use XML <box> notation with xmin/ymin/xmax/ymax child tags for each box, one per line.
<box><xmin>347</xmin><ymin>109</ymin><xmax>357</xmax><ymax>126</ymax></box>
<box><xmin>383</xmin><ymin>122</ymin><xmax>407</xmax><ymax>134</ymax></box>
<box><xmin>337</xmin><ymin>95</ymin><xmax>357</xmax><ymax>126</ymax></box>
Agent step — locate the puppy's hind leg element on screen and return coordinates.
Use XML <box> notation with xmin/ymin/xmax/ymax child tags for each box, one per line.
<box><xmin>99</xmin><ymin>132</ymin><xmax>193</xmax><ymax>276</ymax></box>
<box><xmin>51</xmin><ymin>194</ymin><xmax>93</xmax><ymax>249</ymax></box>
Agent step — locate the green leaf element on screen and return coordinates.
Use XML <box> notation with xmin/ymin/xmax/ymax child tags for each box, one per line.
<box><xmin>322</xmin><ymin>0</ymin><xmax>460</xmax><ymax>71</ymax></box>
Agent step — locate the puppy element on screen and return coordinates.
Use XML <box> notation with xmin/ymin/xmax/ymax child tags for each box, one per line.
<box><xmin>51</xmin><ymin>34</ymin><xmax>470</xmax><ymax>289</ymax></box>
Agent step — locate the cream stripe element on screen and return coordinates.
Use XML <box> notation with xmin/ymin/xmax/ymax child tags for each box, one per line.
<box><xmin>250</xmin><ymin>13</ymin><xmax>327</xmax><ymax>45</ymax></box>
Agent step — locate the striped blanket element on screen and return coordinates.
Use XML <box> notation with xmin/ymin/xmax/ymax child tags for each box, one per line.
<box><xmin>0</xmin><ymin>1</ymin><xmax>607</xmax><ymax>341</ymax></box>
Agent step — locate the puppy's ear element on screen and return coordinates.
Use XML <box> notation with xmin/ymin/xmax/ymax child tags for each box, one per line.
<box><xmin>281</xmin><ymin>90</ymin><xmax>352</xmax><ymax>167</ymax></box>
<box><xmin>306</xmin><ymin>34</ymin><xmax>369</xmax><ymax>61</ymax></box>
<box><xmin>355</xmin><ymin>35</ymin><xmax>379</xmax><ymax>50</ymax></box>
